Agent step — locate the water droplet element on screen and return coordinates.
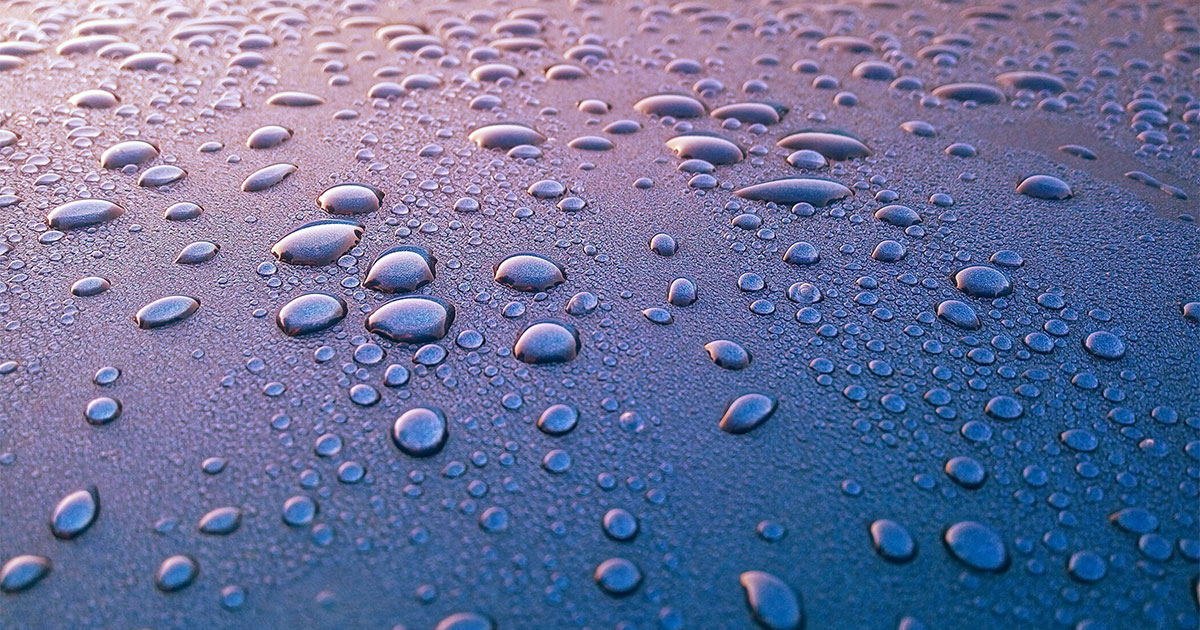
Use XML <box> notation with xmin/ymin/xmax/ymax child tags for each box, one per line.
<box><xmin>366</xmin><ymin>296</ymin><xmax>455</xmax><ymax>343</ymax></box>
<box><xmin>276</xmin><ymin>293</ymin><xmax>347</xmax><ymax>336</ymax></box>
<box><xmin>198</xmin><ymin>506</ymin><xmax>242</xmax><ymax>535</ymax></box>
<box><xmin>870</xmin><ymin>519</ymin><xmax>917</xmax><ymax>563</ymax></box>
<box><xmin>593</xmin><ymin>557</ymin><xmax>641</xmax><ymax>596</ymax></box>
<box><xmin>719</xmin><ymin>393</ymin><xmax>778</xmax><ymax>434</ymax></box>
<box><xmin>392</xmin><ymin>406</ymin><xmax>448</xmax><ymax>457</ymax></box>
<box><xmin>0</xmin><ymin>556</ymin><xmax>51</xmax><ymax>593</ymax></box>
<box><xmin>493</xmin><ymin>253</ymin><xmax>566</xmax><ymax>292</ymax></box>
<box><xmin>739</xmin><ymin>570</ymin><xmax>803</xmax><ymax>630</ymax></box>
<box><xmin>50</xmin><ymin>487</ymin><xmax>99</xmax><ymax>539</ymax></box>
<box><xmin>318</xmin><ymin>184</ymin><xmax>384</xmax><ymax>215</ymax></box>
<box><xmin>1017</xmin><ymin>175</ymin><xmax>1072</xmax><ymax>200</ymax></box>
<box><xmin>155</xmin><ymin>555</ymin><xmax>198</xmax><ymax>592</ymax></box>
<box><xmin>513</xmin><ymin>320</ymin><xmax>581</xmax><ymax>364</ymax></box>
<box><xmin>46</xmin><ymin>199</ymin><xmax>125</xmax><ymax>230</ymax></box>
<box><xmin>134</xmin><ymin>296</ymin><xmax>199</xmax><ymax>329</ymax></box>
<box><xmin>271</xmin><ymin>220</ymin><xmax>363</xmax><ymax>266</ymax></box>
<box><xmin>952</xmin><ymin>266</ymin><xmax>1012</xmax><ymax>298</ymax></box>
<box><xmin>943</xmin><ymin>521</ymin><xmax>1008</xmax><ymax>572</ymax></box>
<box><xmin>735</xmin><ymin>178</ymin><xmax>851</xmax><ymax>207</ymax></box>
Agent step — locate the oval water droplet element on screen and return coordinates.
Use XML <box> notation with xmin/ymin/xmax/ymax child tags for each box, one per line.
<box><xmin>134</xmin><ymin>296</ymin><xmax>199</xmax><ymax>329</ymax></box>
<box><xmin>271</xmin><ymin>220</ymin><xmax>363</xmax><ymax>266</ymax></box>
<box><xmin>366</xmin><ymin>296</ymin><xmax>455</xmax><ymax>343</ymax></box>
<box><xmin>276</xmin><ymin>293</ymin><xmax>347</xmax><ymax>336</ymax></box>
<box><xmin>513</xmin><ymin>320</ymin><xmax>581</xmax><ymax>364</ymax></box>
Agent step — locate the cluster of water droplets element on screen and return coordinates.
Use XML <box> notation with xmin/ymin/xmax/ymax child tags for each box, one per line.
<box><xmin>0</xmin><ymin>0</ymin><xmax>1197</xmax><ymax>628</ymax></box>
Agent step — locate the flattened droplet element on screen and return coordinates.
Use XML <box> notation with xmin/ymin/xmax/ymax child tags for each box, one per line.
<box><xmin>436</xmin><ymin>612</ymin><xmax>494</xmax><ymax>630</ymax></box>
<box><xmin>944</xmin><ymin>521</ymin><xmax>1009</xmax><ymax>572</ymax></box>
<box><xmin>71</xmin><ymin>277</ymin><xmax>110</xmax><ymax>297</ymax></box>
<box><xmin>666</xmin><ymin>134</ymin><xmax>744</xmax><ymax>165</ymax></box>
<box><xmin>952</xmin><ymin>266</ymin><xmax>1012</xmax><ymax>298</ymax></box>
<box><xmin>634</xmin><ymin>93</ymin><xmax>705</xmax><ymax>118</ymax></box>
<box><xmin>776</xmin><ymin>131</ymin><xmax>871</xmax><ymax>160</ymax></box>
<box><xmin>705</xmin><ymin>340</ymin><xmax>751</xmax><ymax>370</ymax></box>
<box><xmin>513</xmin><ymin>320</ymin><xmax>580</xmax><ymax>364</ymax></box>
<box><xmin>271</xmin><ymin>220</ymin><xmax>363</xmax><ymax>266</ymax></box>
<box><xmin>246</xmin><ymin>125</ymin><xmax>293</xmax><ymax>149</ymax></box>
<box><xmin>198</xmin><ymin>507</ymin><xmax>242</xmax><ymax>535</ymax></box>
<box><xmin>0</xmin><ymin>556</ymin><xmax>51</xmax><ymax>593</ymax></box>
<box><xmin>364</xmin><ymin>246</ymin><xmax>436</xmax><ymax>293</ymax></box>
<box><xmin>174</xmin><ymin>241</ymin><xmax>218</xmax><ymax>264</ymax></box>
<box><xmin>875</xmin><ymin>204</ymin><xmax>921</xmax><ymax>227</ymax></box>
<box><xmin>155</xmin><ymin>555</ymin><xmax>198</xmax><ymax>592</ymax></box>
<box><xmin>137</xmin><ymin>165</ymin><xmax>186</xmax><ymax>187</ymax></box>
<box><xmin>995</xmin><ymin>71</ymin><xmax>1066</xmax><ymax>93</ymax></box>
<box><xmin>739</xmin><ymin>571</ymin><xmax>802</xmax><ymax>630</ymax></box>
<box><xmin>936</xmin><ymin>300</ymin><xmax>980</xmax><ymax>330</ymax></box>
<box><xmin>318</xmin><ymin>183</ymin><xmax>384</xmax><ymax>215</ymax></box>
<box><xmin>735</xmin><ymin>178</ymin><xmax>851</xmax><ymax>207</ymax></box>
<box><xmin>163</xmin><ymin>202</ymin><xmax>202</xmax><ymax>221</ymax></box>
<box><xmin>1017</xmin><ymin>175</ymin><xmax>1073</xmax><ymax>200</ymax></box>
<box><xmin>468</xmin><ymin>123</ymin><xmax>546</xmax><ymax>149</ymax></box>
<box><xmin>135</xmin><ymin>296</ymin><xmax>199</xmax><ymax>329</ymax></box>
<box><xmin>241</xmin><ymin>163</ymin><xmax>298</xmax><ymax>192</ymax></box>
<box><xmin>711</xmin><ymin>102</ymin><xmax>783</xmax><ymax>125</ymax></box>
<box><xmin>493</xmin><ymin>253</ymin><xmax>566</xmax><ymax>292</ymax></box>
<box><xmin>51</xmin><ymin>487</ymin><xmax>100</xmax><ymax>539</ymax></box>
<box><xmin>392</xmin><ymin>407</ymin><xmax>448</xmax><ymax>457</ymax></box>
<box><xmin>266</xmin><ymin>91</ymin><xmax>326</xmax><ymax>107</ymax></box>
<box><xmin>1084</xmin><ymin>331</ymin><xmax>1126</xmax><ymax>359</ymax></box>
<box><xmin>276</xmin><ymin>293</ymin><xmax>347</xmax><ymax>336</ymax></box>
<box><xmin>366</xmin><ymin>296</ymin><xmax>455</xmax><ymax>343</ymax></box>
<box><xmin>537</xmin><ymin>403</ymin><xmax>579</xmax><ymax>436</ymax></box>
<box><xmin>568</xmin><ymin>135</ymin><xmax>614</xmax><ymax>151</ymax></box>
<box><xmin>931</xmin><ymin>82</ymin><xmax>1005</xmax><ymax>104</ymax></box>
<box><xmin>719</xmin><ymin>393</ymin><xmax>778</xmax><ymax>434</ymax></box>
<box><xmin>69</xmin><ymin>88</ymin><xmax>119</xmax><ymax>108</ymax></box>
<box><xmin>100</xmin><ymin>140</ymin><xmax>158</xmax><ymax>169</ymax></box>
<box><xmin>46</xmin><ymin>199</ymin><xmax>125</xmax><ymax>230</ymax></box>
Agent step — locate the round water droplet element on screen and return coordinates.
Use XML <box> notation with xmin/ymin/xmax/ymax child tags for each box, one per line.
<box><xmin>593</xmin><ymin>558</ymin><xmax>641</xmax><ymax>596</ymax></box>
<box><xmin>1083</xmin><ymin>331</ymin><xmax>1125</xmax><ymax>359</ymax></box>
<box><xmin>392</xmin><ymin>407</ymin><xmax>448</xmax><ymax>457</ymax></box>
<box><xmin>952</xmin><ymin>266</ymin><xmax>1012</xmax><ymax>298</ymax></box>
<box><xmin>870</xmin><ymin>519</ymin><xmax>917</xmax><ymax>563</ymax></box>
<box><xmin>513</xmin><ymin>320</ymin><xmax>581</xmax><ymax>364</ymax></box>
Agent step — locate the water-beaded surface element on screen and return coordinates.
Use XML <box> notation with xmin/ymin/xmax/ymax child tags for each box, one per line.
<box><xmin>0</xmin><ymin>0</ymin><xmax>1198</xmax><ymax>628</ymax></box>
